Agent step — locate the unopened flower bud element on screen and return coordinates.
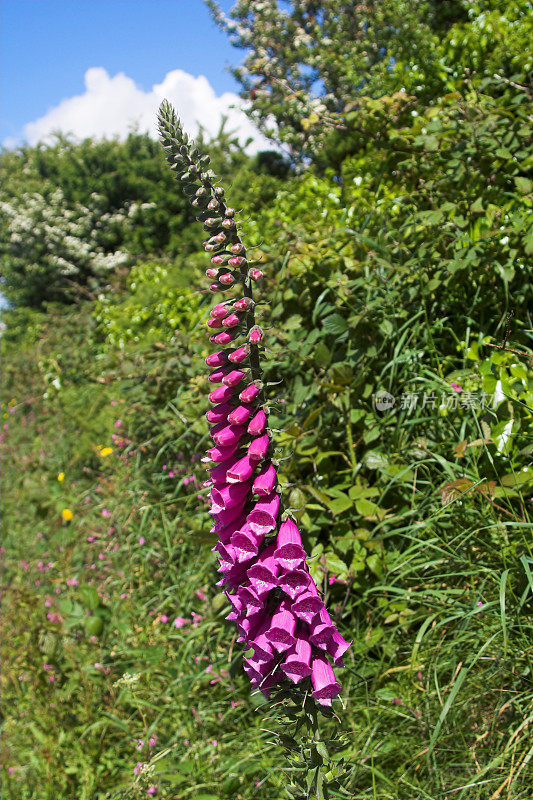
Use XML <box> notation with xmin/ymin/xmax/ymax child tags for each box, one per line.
<box><xmin>219</xmin><ymin>273</ymin><xmax>235</xmax><ymax>286</ymax></box>
<box><xmin>230</xmin><ymin>243</ymin><xmax>244</xmax><ymax>254</ymax></box>
<box><xmin>210</xmin><ymin>329</ymin><xmax>239</xmax><ymax>345</ymax></box>
<box><xmin>206</xmin><ymin>268</ymin><xmax>218</xmax><ymax>278</ymax></box>
<box><xmin>249</xmin><ymin>269</ymin><xmax>264</xmax><ymax>281</ymax></box>
<box><xmin>208</xmin><ymin>282</ymin><xmax>221</xmax><ymax>292</ymax></box>
<box><xmin>228</xmin><ymin>345</ymin><xmax>249</xmax><ymax>363</ymax></box>
<box><xmin>214</xmin><ymin>187</ymin><xmax>225</xmax><ymax>198</ymax></box>
<box><xmin>204</xmin><ymin>217</ymin><xmax>222</xmax><ymax>228</ymax></box>
<box><xmin>222</xmin><ymin>313</ymin><xmax>241</xmax><ymax>329</ymax></box>
<box><xmin>234</xmin><ymin>297</ymin><xmax>253</xmax><ymax>312</ymax></box>
<box><xmin>213</xmin><ymin>233</ymin><xmax>227</xmax><ymax>244</ymax></box>
<box><xmin>207</xmin><ymin>199</ymin><xmax>220</xmax><ymax>211</ymax></box>
<box><xmin>239</xmin><ymin>381</ymin><xmax>262</xmax><ymax>403</ymax></box>
<box><xmin>211</xmin><ymin>302</ymin><xmax>230</xmax><ymax>318</ymax></box>
<box><xmin>228</xmin><ymin>256</ymin><xmax>246</xmax><ymax>268</ymax></box>
<box><xmin>222</xmin><ymin>218</ymin><xmax>236</xmax><ymax>229</ymax></box>
<box><xmin>225</xmin><ymin>207</ymin><xmax>235</xmax><ymax>218</ymax></box>
<box><xmin>196</xmin><ymin>186</ymin><xmax>208</xmax><ymax>197</ymax></box>
<box><xmin>210</xmin><ymin>255</ymin><xmax>227</xmax><ymax>266</ymax></box>
<box><xmin>248</xmin><ymin>326</ymin><xmax>263</xmax><ymax>344</ymax></box>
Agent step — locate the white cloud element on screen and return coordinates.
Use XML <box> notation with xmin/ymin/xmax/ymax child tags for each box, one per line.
<box><xmin>13</xmin><ymin>67</ymin><xmax>272</xmax><ymax>153</ymax></box>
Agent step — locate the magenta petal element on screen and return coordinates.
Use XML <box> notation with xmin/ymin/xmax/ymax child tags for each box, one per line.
<box><xmin>210</xmin><ymin>329</ymin><xmax>238</xmax><ymax>345</ymax></box>
<box><xmin>211</xmin><ymin>482</ymin><xmax>250</xmax><ymax>511</ymax></box>
<box><xmin>208</xmin><ymin>384</ymin><xmax>235</xmax><ymax>404</ymax></box>
<box><xmin>265</xmin><ymin>600</ymin><xmax>297</xmax><ymax>652</ymax></box>
<box><xmin>228</xmin><ymin>345</ymin><xmax>249</xmax><ymax>364</ymax></box>
<box><xmin>211</xmin><ymin>511</ymin><xmax>247</xmax><ymax>539</ymax></box>
<box><xmin>227</xmin><ymin>404</ymin><xmax>254</xmax><ymax>426</ymax></box>
<box><xmin>252</xmin><ymin>463</ymin><xmax>277</xmax><ymax>496</ymax></box>
<box><xmin>292</xmin><ymin>590</ymin><xmax>324</xmax><ymax>624</ymax></box>
<box><xmin>247</xmin><ymin>492</ymin><xmax>280</xmax><ymax>535</ymax></box>
<box><xmin>209</xmin><ymin>456</ymin><xmax>242</xmax><ymax>487</ymax></box>
<box><xmin>239</xmin><ymin>381</ymin><xmax>261</xmax><ymax>403</ymax></box>
<box><xmin>231</xmin><ymin>526</ymin><xmax>263</xmax><ymax>562</ymax></box>
<box><xmin>211</xmin><ymin>422</ymin><xmax>246</xmax><ymax>448</ymax></box>
<box><xmin>205</xmin><ymin>350</ymin><xmax>229</xmax><ymax>367</ymax></box>
<box><xmin>327</xmin><ymin>629</ymin><xmax>351</xmax><ymax>665</ymax></box>
<box><xmin>274</xmin><ymin>518</ymin><xmax>306</xmax><ymax>570</ymax></box>
<box><xmin>310</xmin><ymin>653</ymin><xmax>341</xmax><ymax>705</ymax></box>
<box><xmin>278</xmin><ymin>568</ymin><xmax>311</xmax><ymax>599</ymax></box>
<box><xmin>206</xmin><ymin>440</ymin><xmax>241</xmax><ymax>463</ymax></box>
<box><xmin>226</xmin><ymin>454</ymin><xmax>255</xmax><ymax>483</ymax></box>
<box><xmin>247</xmin><ymin>543</ymin><xmax>279</xmax><ymax>597</ymax></box>
<box><xmin>309</xmin><ymin>607</ymin><xmax>335</xmax><ymax>650</ymax></box>
<box><xmin>248</xmin><ymin>433</ymin><xmax>270</xmax><ymax>461</ymax></box>
<box><xmin>222</xmin><ymin>369</ymin><xmax>246</xmax><ymax>387</ymax></box>
<box><xmin>281</xmin><ymin>637</ymin><xmax>312</xmax><ymax>683</ymax></box>
<box><xmin>206</xmin><ymin>401</ymin><xmax>234</xmax><ymax>424</ymax></box>
<box><xmin>247</xmin><ymin>409</ymin><xmax>267</xmax><ymax>435</ymax></box>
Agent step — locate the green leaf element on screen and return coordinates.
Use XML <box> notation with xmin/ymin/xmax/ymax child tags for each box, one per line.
<box><xmin>514</xmin><ymin>176</ymin><xmax>532</xmax><ymax>194</ymax></box>
<box><xmin>322</xmin><ymin>314</ymin><xmax>348</xmax><ymax>336</ymax></box>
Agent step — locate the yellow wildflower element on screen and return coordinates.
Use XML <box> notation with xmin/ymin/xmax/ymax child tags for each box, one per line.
<box><xmin>57</xmin><ymin>472</ymin><xmax>65</xmax><ymax>482</ymax></box>
<box><xmin>100</xmin><ymin>447</ymin><xmax>113</xmax><ymax>457</ymax></box>
<box><xmin>61</xmin><ymin>508</ymin><xmax>73</xmax><ymax>522</ymax></box>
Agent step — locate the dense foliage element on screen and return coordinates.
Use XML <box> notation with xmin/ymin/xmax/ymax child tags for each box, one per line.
<box><xmin>1</xmin><ymin>1</ymin><xmax>532</xmax><ymax>798</ymax></box>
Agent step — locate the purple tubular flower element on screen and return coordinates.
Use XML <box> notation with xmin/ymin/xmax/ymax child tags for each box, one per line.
<box><xmin>209</xmin><ymin>456</ymin><xmax>242</xmax><ymax>487</ymax></box>
<box><xmin>222</xmin><ymin>370</ymin><xmax>246</xmax><ymax>387</ymax></box>
<box><xmin>205</xmin><ymin>350</ymin><xmax>228</xmax><ymax>367</ymax></box>
<box><xmin>248</xmin><ymin>433</ymin><xmax>270</xmax><ymax>461</ymax></box>
<box><xmin>227</xmin><ymin>404</ymin><xmax>253</xmax><ymax>426</ymax></box>
<box><xmin>278</xmin><ymin>568</ymin><xmax>312</xmax><ymax>600</ymax></box>
<box><xmin>206</xmin><ymin>401</ymin><xmax>234</xmax><ymax>424</ymax></box>
<box><xmin>247</xmin><ymin>543</ymin><xmax>279</xmax><ymax>598</ymax></box>
<box><xmin>210</xmin><ymin>421</ymin><xmax>245</xmax><ymax>448</ymax></box>
<box><xmin>210</xmin><ymin>482</ymin><xmax>250</xmax><ymax>512</ymax></box>
<box><xmin>228</xmin><ymin>345</ymin><xmax>249</xmax><ymax>364</ymax></box>
<box><xmin>265</xmin><ymin>599</ymin><xmax>297</xmax><ymax>652</ymax></box>
<box><xmin>252</xmin><ymin>463</ymin><xmax>277</xmax><ymax>496</ymax></box>
<box><xmin>239</xmin><ymin>381</ymin><xmax>261</xmax><ymax>403</ymax></box>
<box><xmin>247</xmin><ymin>492</ymin><xmax>280</xmax><ymax>535</ymax></box>
<box><xmin>292</xmin><ymin>590</ymin><xmax>324</xmax><ymax>624</ymax></box>
<box><xmin>327</xmin><ymin>629</ymin><xmax>352</xmax><ymax>666</ymax></box>
<box><xmin>281</xmin><ymin>637</ymin><xmax>313</xmax><ymax>683</ymax></box>
<box><xmin>208</xmin><ymin>384</ymin><xmax>234</xmax><ymax>405</ymax></box>
<box><xmin>247</xmin><ymin>409</ymin><xmax>267</xmax><ymax>435</ymax></box>
<box><xmin>231</xmin><ymin>524</ymin><xmax>264</xmax><ymax>562</ymax></box>
<box><xmin>309</xmin><ymin>606</ymin><xmax>335</xmax><ymax>650</ymax></box>
<box><xmin>226</xmin><ymin>454</ymin><xmax>256</xmax><ymax>484</ymax></box>
<box><xmin>274</xmin><ymin>518</ymin><xmax>306</xmax><ymax>570</ymax></box>
<box><xmin>222</xmin><ymin>312</ymin><xmax>241</xmax><ymax>329</ymax></box>
<box><xmin>206</xmin><ymin>440</ymin><xmax>241</xmax><ymax>463</ymax></box>
<box><xmin>210</xmin><ymin>329</ymin><xmax>238</xmax><ymax>345</ymax></box>
<box><xmin>158</xmin><ymin>101</ymin><xmax>349</xmax><ymax>705</ymax></box>
<box><xmin>310</xmin><ymin>653</ymin><xmax>341</xmax><ymax>707</ymax></box>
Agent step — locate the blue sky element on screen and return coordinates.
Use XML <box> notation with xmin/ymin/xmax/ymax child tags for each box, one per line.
<box><xmin>0</xmin><ymin>0</ymin><xmax>266</xmax><ymax>149</ymax></box>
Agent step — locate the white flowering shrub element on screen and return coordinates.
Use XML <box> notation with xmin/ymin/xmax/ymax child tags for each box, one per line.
<box><xmin>0</xmin><ymin>187</ymin><xmax>132</xmax><ymax>306</ymax></box>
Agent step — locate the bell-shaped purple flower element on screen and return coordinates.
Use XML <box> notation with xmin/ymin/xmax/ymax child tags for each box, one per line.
<box><xmin>226</xmin><ymin>454</ymin><xmax>256</xmax><ymax>484</ymax></box>
<box><xmin>274</xmin><ymin>518</ymin><xmax>307</xmax><ymax>571</ymax></box>
<box><xmin>248</xmin><ymin>433</ymin><xmax>270</xmax><ymax>461</ymax></box>
<box><xmin>210</xmin><ymin>481</ymin><xmax>250</xmax><ymax>512</ymax></box>
<box><xmin>310</xmin><ymin>653</ymin><xmax>341</xmax><ymax>707</ymax></box>
<box><xmin>247</xmin><ymin>409</ymin><xmax>267</xmax><ymax>435</ymax></box>
<box><xmin>265</xmin><ymin>599</ymin><xmax>297</xmax><ymax>653</ymax></box>
<box><xmin>252</xmin><ymin>463</ymin><xmax>277</xmax><ymax>496</ymax></box>
<box><xmin>247</xmin><ymin>492</ymin><xmax>280</xmax><ymax>535</ymax></box>
<box><xmin>281</xmin><ymin>636</ymin><xmax>312</xmax><ymax>683</ymax></box>
<box><xmin>227</xmin><ymin>404</ymin><xmax>254</xmax><ymax>426</ymax></box>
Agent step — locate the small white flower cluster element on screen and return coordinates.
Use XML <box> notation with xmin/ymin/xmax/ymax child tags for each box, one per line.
<box><xmin>113</xmin><ymin>672</ymin><xmax>141</xmax><ymax>688</ymax></box>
